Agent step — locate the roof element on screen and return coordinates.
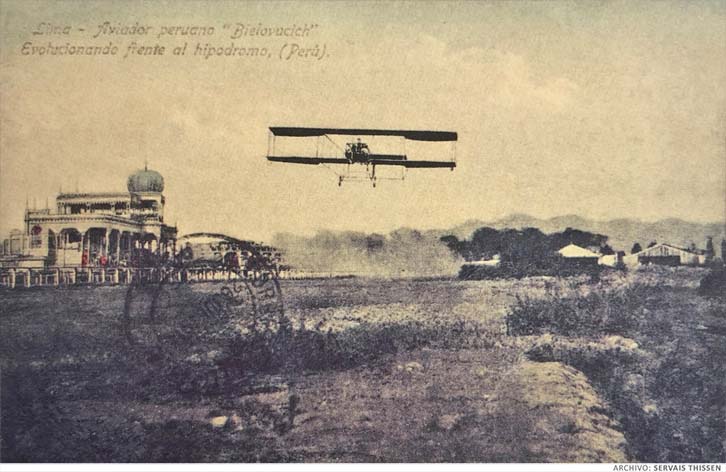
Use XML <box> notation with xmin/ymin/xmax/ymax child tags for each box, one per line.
<box><xmin>558</xmin><ymin>244</ymin><xmax>600</xmax><ymax>258</ymax></box>
<box><xmin>128</xmin><ymin>168</ymin><xmax>164</xmax><ymax>193</ymax></box>
<box><xmin>634</xmin><ymin>243</ymin><xmax>698</xmax><ymax>257</ymax></box>
<box><xmin>58</xmin><ymin>192</ymin><xmax>130</xmax><ymax>199</ymax></box>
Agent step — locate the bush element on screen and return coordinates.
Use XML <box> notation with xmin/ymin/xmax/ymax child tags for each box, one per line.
<box><xmin>223</xmin><ymin>318</ymin><xmax>495</xmax><ymax>374</ymax></box>
<box><xmin>505</xmin><ymin>284</ymin><xmax>645</xmax><ymax>337</ymax></box>
<box><xmin>459</xmin><ymin>259</ymin><xmax>604</xmax><ymax>280</ymax></box>
<box><xmin>698</xmin><ymin>268</ymin><xmax>726</xmax><ymax>298</ymax></box>
<box><xmin>507</xmin><ymin>282</ymin><xmax>726</xmax><ymax>462</ymax></box>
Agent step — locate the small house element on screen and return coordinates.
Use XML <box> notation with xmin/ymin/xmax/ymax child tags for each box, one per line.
<box><xmin>557</xmin><ymin>244</ymin><xmax>600</xmax><ymax>269</ymax></box>
<box><xmin>623</xmin><ymin>243</ymin><xmax>704</xmax><ymax>267</ymax></box>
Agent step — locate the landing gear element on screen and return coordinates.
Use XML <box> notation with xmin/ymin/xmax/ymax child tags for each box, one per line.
<box><xmin>371</xmin><ymin>164</ymin><xmax>377</xmax><ymax>188</ymax></box>
<box><xmin>338</xmin><ymin>176</ymin><xmax>343</xmax><ymax>187</ymax></box>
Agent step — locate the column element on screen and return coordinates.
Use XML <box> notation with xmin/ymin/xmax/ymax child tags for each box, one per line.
<box><xmin>56</xmin><ymin>234</ymin><xmax>61</xmax><ymax>267</ymax></box>
<box><xmin>62</xmin><ymin>232</ymin><xmax>68</xmax><ymax>267</ymax></box>
<box><xmin>104</xmin><ymin>229</ymin><xmax>110</xmax><ymax>258</ymax></box>
<box><xmin>81</xmin><ymin>230</ymin><xmax>87</xmax><ymax>264</ymax></box>
<box><xmin>115</xmin><ymin>232</ymin><xmax>121</xmax><ymax>263</ymax></box>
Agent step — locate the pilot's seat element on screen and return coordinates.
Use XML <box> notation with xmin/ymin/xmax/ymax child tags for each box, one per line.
<box><xmin>345</xmin><ymin>141</ymin><xmax>370</xmax><ymax>163</ymax></box>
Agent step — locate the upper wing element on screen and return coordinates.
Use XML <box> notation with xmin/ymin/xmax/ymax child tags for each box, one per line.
<box><xmin>267</xmin><ymin>156</ymin><xmax>349</xmax><ymax>165</ymax></box>
<box><xmin>370</xmin><ymin>159</ymin><xmax>456</xmax><ymax>169</ymax></box>
<box><xmin>269</xmin><ymin>127</ymin><xmax>457</xmax><ymax>142</ymax></box>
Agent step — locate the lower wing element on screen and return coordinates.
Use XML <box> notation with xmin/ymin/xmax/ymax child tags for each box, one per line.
<box><xmin>268</xmin><ymin>155</ymin><xmax>456</xmax><ymax>169</ymax></box>
<box><xmin>370</xmin><ymin>159</ymin><xmax>456</xmax><ymax>169</ymax></box>
<box><xmin>267</xmin><ymin>156</ymin><xmax>350</xmax><ymax>165</ymax></box>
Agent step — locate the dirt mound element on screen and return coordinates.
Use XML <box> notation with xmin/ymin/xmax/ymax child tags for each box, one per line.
<box><xmin>276</xmin><ymin>350</ymin><xmax>627</xmax><ymax>462</ymax></box>
<box><xmin>504</xmin><ymin>361</ymin><xmax>628</xmax><ymax>462</ymax></box>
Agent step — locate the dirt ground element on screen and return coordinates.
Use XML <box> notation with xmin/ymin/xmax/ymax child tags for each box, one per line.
<box><xmin>0</xmin><ymin>271</ymin><xmax>720</xmax><ymax>462</ymax></box>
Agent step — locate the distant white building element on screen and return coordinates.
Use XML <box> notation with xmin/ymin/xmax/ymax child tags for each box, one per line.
<box><xmin>466</xmin><ymin>254</ymin><xmax>501</xmax><ymax>267</ymax></box>
<box><xmin>557</xmin><ymin>243</ymin><xmax>601</xmax><ymax>269</ymax></box>
<box><xmin>598</xmin><ymin>254</ymin><xmax>620</xmax><ymax>267</ymax></box>
<box><xmin>558</xmin><ymin>244</ymin><xmax>600</xmax><ymax>259</ymax></box>
<box><xmin>623</xmin><ymin>243</ymin><xmax>705</xmax><ymax>267</ymax></box>
<box><xmin>0</xmin><ymin>167</ymin><xmax>177</xmax><ymax>269</ymax></box>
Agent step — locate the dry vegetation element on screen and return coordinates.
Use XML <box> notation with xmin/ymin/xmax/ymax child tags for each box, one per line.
<box><xmin>507</xmin><ymin>267</ymin><xmax>726</xmax><ymax>462</ymax></box>
<box><xmin>1</xmin><ymin>268</ymin><xmax>723</xmax><ymax>462</ymax></box>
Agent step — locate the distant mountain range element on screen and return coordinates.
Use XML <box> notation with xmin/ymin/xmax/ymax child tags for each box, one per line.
<box><xmin>433</xmin><ymin>214</ymin><xmax>726</xmax><ymax>254</ymax></box>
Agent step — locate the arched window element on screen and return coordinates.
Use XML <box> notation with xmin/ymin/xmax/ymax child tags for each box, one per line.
<box><xmin>30</xmin><ymin>225</ymin><xmax>42</xmax><ymax>248</ymax></box>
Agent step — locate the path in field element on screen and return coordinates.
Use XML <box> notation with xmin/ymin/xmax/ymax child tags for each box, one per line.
<box><xmin>278</xmin><ymin>349</ymin><xmax>627</xmax><ymax>462</ymax></box>
<box><xmin>214</xmin><ymin>278</ymin><xmax>628</xmax><ymax>461</ymax></box>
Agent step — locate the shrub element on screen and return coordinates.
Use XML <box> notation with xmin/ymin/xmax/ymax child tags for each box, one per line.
<box><xmin>222</xmin><ymin>319</ymin><xmax>495</xmax><ymax>375</ymax></box>
<box><xmin>698</xmin><ymin>268</ymin><xmax>726</xmax><ymax>298</ymax></box>
<box><xmin>507</xmin><ymin>282</ymin><xmax>726</xmax><ymax>462</ymax></box>
<box><xmin>505</xmin><ymin>285</ymin><xmax>645</xmax><ymax>337</ymax></box>
<box><xmin>459</xmin><ymin>256</ymin><xmax>606</xmax><ymax>280</ymax></box>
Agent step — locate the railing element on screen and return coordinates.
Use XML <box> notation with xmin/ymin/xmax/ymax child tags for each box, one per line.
<box><xmin>0</xmin><ymin>266</ymin><xmax>311</xmax><ymax>289</ymax></box>
<box><xmin>0</xmin><ymin>266</ymin><xmax>245</xmax><ymax>288</ymax></box>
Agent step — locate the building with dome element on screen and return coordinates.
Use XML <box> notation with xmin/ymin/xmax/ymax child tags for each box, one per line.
<box><xmin>0</xmin><ymin>167</ymin><xmax>178</xmax><ymax>269</ymax></box>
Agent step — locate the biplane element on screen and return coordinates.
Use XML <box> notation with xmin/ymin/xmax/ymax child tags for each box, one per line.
<box><xmin>266</xmin><ymin>127</ymin><xmax>457</xmax><ymax>187</ymax></box>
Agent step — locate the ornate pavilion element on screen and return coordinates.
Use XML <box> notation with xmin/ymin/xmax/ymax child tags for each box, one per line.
<box><xmin>0</xmin><ymin>167</ymin><xmax>177</xmax><ymax>269</ymax></box>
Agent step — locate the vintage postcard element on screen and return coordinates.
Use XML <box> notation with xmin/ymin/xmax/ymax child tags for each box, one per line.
<box><xmin>1</xmin><ymin>0</ymin><xmax>725</xmax><ymax>468</ymax></box>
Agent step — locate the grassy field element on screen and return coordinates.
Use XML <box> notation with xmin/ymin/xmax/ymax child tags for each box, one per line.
<box><xmin>0</xmin><ymin>270</ymin><xmax>723</xmax><ymax>462</ymax></box>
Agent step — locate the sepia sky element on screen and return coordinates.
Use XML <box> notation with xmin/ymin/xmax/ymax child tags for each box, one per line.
<box><xmin>1</xmin><ymin>0</ymin><xmax>725</xmax><ymax>241</ymax></box>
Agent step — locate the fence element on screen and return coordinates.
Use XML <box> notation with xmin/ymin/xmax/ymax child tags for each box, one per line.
<box><xmin>0</xmin><ymin>266</ymin><xmax>260</xmax><ymax>289</ymax></box>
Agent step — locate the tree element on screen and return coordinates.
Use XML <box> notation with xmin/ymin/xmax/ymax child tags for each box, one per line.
<box><xmin>631</xmin><ymin>242</ymin><xmax>642</xmax><ymax>254</ymax></box>
<box><xmin>440</xmin><ymin>235</ymin><xmax>461</xmax><ymax>253</ymax></box>
<box><xmin>647</xmin><ymin>241</ymin><xmax>657</xmax><ymax>248</ymax></box>
<box><xmin>470</xmin><ymin>227</ymin><xmax>502</xmax><ymax>259</ymax></box>
<box><xmin>365</xmin><ymin>234</ymin><xmax>385</xmax><ymax>253</ymax></box>
<box><xmin>501</xmin><ymin>227</ymin><xmax>556</xmax><ymax>269</ymax></box>
<box><xmin>551</xmin><ymin>227</ymin><xmax>608</xmax><ymax>250</ymax></box>
<box><xmin>705</xmin><ymin>237</ymin><xmax>715</xmax><ymax>262</ymax></box>
<box><xmin>600</xmin><ymin>244</ymin><xmax>615</xmax><ymax>255</ymax></box>
<box><xmin>440</xmin><ymin>235</ymin><xmax>471</xmax><ymax>260</ymax></box>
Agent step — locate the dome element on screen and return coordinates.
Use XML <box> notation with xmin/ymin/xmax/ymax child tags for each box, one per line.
<box><xmin>127</xmin><ymin>167</ymin><xmax>164</xmax><ymax>193</ymax></box>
